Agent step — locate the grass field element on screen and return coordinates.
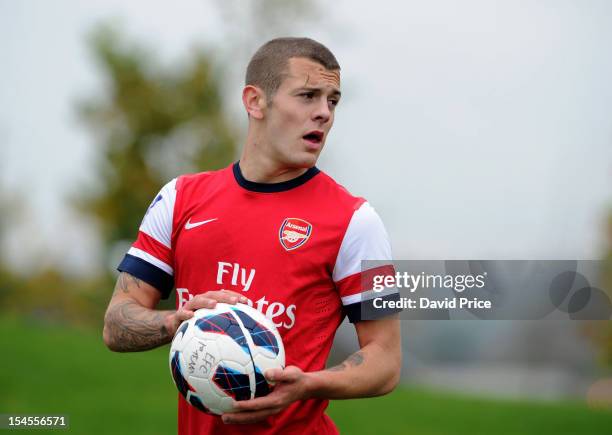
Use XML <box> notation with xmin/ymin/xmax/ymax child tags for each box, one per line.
<box><xmin>1</xmin><ymin>315</ymin><xmax>611</xmax><ymax>434</ymax></box>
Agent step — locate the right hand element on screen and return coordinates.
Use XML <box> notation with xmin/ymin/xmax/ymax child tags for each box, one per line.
<box><xmin>165</xmin><ymin>290</ymin><xmax>248</xmax><ymax>336</ymax></box>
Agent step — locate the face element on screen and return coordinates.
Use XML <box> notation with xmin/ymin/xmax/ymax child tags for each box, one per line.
<box><xmin>261</xmin><ymin>57</ymin><xmax>341</xmax><ymax>169</ymax></box>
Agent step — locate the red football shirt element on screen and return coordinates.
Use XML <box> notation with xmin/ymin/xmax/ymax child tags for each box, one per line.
<box><xmin>118</xmin><ymin>162</ymin><xmax>398</xmax><ymax>434</ymax></box>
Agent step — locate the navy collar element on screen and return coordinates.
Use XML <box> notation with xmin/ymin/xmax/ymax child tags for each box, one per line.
<box><xmin>232</xmin><ymin>161</ymin><xmax>320</xmax><ymax>193</ymax></box>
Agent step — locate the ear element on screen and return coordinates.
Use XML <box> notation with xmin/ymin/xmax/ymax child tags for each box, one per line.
<box><xmin>242</xmin><ymin>85</ymin><xmax>266</xmax><ymax>120</ymax></box>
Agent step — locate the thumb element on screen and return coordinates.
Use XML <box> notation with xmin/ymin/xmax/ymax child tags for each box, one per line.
<box><xmin>176</xmin><ymin>308</ymin><xmax>194</xmax><ymax>322</ymax></box>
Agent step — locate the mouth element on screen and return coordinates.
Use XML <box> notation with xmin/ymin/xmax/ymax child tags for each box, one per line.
<box><xmin>302</xmin><ymin>130</ymin><xmax>324</xmax><ymax>146</ymax></box>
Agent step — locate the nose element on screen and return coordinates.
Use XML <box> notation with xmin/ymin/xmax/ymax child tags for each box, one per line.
<box><xmin>312</xmin><ymin>98</ymin><xmax>331</xmax><ymax>124</ymax></box>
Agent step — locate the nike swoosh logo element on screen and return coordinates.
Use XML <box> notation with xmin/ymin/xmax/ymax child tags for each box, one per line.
<box><xmin>185</xmin><ymin>218</ymin><xmax>218</xmax><ymax>230</ymax></box>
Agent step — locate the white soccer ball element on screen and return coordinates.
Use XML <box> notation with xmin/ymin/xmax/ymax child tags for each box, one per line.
<box><xmin>169</xmin><ymin>303</ymin><xmax>285</xmax><ymax>415</ymax></box>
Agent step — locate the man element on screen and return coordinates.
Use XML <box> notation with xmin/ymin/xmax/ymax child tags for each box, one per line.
<box><xmin>103</xmin><ymin>37</ymin><xmax>401</xmax><ymax>434</ymax></box>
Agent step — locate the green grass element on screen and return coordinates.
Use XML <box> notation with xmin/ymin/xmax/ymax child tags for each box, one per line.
<box><xmin>328</xmin><ymin>388</ymin><xmax>612</xmax><ymax>435</ymax></box>
<box><xmin>1</xmin><ymin>315</ymin><xmax>611</xmax><ymax>434</ymax></box>
<box><xmin>0</xmin><ymin>315</ymin><xmax>176</xmax><ymax>434</ymax></box>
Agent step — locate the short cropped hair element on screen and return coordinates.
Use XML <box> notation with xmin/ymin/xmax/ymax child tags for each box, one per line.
<box><xmin>245</xmin><ymin>37</ymin><xmax>340</xmax><ymax>98</ymax></box>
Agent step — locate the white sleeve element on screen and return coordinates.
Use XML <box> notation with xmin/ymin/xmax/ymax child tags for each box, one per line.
<box><xmin>138</xmin><ymin>178</ymin><xmax>177</xmax><ymax>249</ymax></box>
<box><xmin>117</xmin><ymin>179</ymin><xmax>177</xmax><ymax>298</ymax></box>
<box><xmin>332</xmin><ymin>202</ymin><xmax>399</xmax><ymax>322</ymax></box>
<box><xmin>332</xmin><ymin>202</ymin><xmax>393</xmax><ymax>284</ymax></box>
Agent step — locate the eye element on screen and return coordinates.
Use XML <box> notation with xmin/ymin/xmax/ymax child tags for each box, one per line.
<box><xmin>300</xmin><ymin>92</ymin><xmax>315</xmax><ymax>100</ymax></box>
<box><xmin>328</xmin><ymin>98</ymin><xmax>339</xmax><ymax>108</ymax></box>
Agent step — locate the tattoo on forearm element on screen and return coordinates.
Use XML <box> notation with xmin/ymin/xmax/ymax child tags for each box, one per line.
<box><xmin>328</xmin><ymin>351</ymin><xmax>365</xmax><ymax>372</ymax></box>
<box><xmin>105</xmin><ymin>300</ymin><xmax>171</xmax><ymax>352</ymax></box>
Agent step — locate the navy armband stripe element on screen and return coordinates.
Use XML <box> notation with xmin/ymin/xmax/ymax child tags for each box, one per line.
<box><xmin>117</xmin><ymin>254</ymin><xmax>174</xmax><ymax>299</ymax></box>
<box><xmin>344</xmin><ymin>292</ymin><xmax>402</xmax><ymax>323</ymax></box>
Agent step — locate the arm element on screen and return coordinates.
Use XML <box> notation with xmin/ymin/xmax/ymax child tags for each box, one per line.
<box><xmin>103</xmin><ymin>272</ymin><xmax>247</xmax><ymax>352</ymax></box>
<box><xmin>102</xmin><ymin>272</ymin><xmax>171</xmax><ymax>352</ymax></box>
<box><xmin>308</xmin><ymin>313</ymin><xmax>401</xmax><ymax>398</ymax></box>
<box><xmin>224</xmin><ymin>314</ymin><xmax>401</xmax><ymax>424</ymax></box>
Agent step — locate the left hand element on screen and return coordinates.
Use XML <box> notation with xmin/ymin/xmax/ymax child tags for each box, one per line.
<box><xmin>222</xmin><ymin>365</ymin><xmax>312</xmax><ymax>424</ymax></box>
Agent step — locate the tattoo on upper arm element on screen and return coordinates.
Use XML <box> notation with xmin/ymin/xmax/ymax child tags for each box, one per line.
<box><xmin>105</xmin><ymin>300</ymin><xmax>170</xmax><ymax>352</ymax></box>
<box><xmin>327</xmin><ymin>351</ymin><xmax>365</xmax><ymax>372</ymax></box>
<box><xmin>115</xmin><ymin>272</ymin><xmax>142</xmax><ymax>295</ymax></box>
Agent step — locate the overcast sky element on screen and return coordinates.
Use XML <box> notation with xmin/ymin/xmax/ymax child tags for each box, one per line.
<box><xmin>1</xmin><ymin>0</ymin><xmax>611</xmax><ymax>274</ymax></box>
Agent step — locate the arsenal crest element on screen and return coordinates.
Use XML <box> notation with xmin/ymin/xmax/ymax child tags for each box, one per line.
<box><xmin>279</xmin><ymin>218</ymin><xmax>312</xmax><ymax>251</ymax></box>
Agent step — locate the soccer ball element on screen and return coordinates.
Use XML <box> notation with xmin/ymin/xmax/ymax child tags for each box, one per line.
<box><xmin>169</xmin><ymin>303</ymin><xmax>285</xmax><ymax>415</ymax></box>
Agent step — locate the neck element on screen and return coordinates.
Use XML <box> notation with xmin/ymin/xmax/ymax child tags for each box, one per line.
<box><xmin>240</xmin><ymin>132</ymin><xmax>309</xmax><ymax>183</ymax></box>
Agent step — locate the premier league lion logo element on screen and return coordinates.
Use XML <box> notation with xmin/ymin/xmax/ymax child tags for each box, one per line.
<box><xmin>279</xmin><ymin>218</ymin><xmax>312</xmax><ymax>251</ymax></box>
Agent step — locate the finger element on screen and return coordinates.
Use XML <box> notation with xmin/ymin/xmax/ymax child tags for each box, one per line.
<box><xmin>219</xmin><ymin>289</ymin><xmax>249</xmax><ymax>303</ymax></box>
<box><xmin>222</xmin><ymin>408</ymin><xmax>282</xmax><ymax>425</ymax></box>
<box><xmin>265</xmin><ymin>366</ymin><xmax>300</xmax><ymax>383</ymax></box>
<box><xmin>264</xmin><ymin>368</ymin><xmax>284</xmax><ymax>383</ymax></box>
<box><xmin>182</xmin><ymin>297</ymin><xmax>218</xmax><ymax>311</ymax></box>
<box><xmin>212</xmin><ymin>290</ymin><xmax>248</xmax><ymax>305</ymax></box>
<box><xmin>231</xmin><ymin>394</ymin><xmax>283</xmax><ymax>412</ymax></box>
<box><xmin>183</xmin><ymin>292</ymin><xmax>236</xmax><ymax>310</ymax></box>
<box><xmin>184</xmin><ymin>291</ymin><xmax>247</xmax><ymax>310</ymax></box>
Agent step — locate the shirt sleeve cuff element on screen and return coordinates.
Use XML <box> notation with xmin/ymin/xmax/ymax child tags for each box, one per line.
<box><xmin>117</xmin><ymin>254</ymin><xmax>174</xmax><ymax>299</ymax></box>
<box><xmin>343</xmin><ymin>292</ymin><xmax>402</xmax><ymax>323</ymax></box>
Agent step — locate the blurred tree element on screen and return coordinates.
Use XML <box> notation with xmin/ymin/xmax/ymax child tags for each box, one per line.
<box><xmin>583</xmin><ymin>211</ymin><xmax>612</xmax><ymax>368</ymax></box>
<box><xmin>68</xmin><ymin>3</ymin><xmax>322</xmax><ymax>321</ymax></box>
<box><xmin>0</xmin><ymin>187</ymin><xmax>23</xmax><ymax>310</ymax></box>
<box><xmin>3</xmin><ymin>3</ymin><xmax>324</xmax><ymax>326</ymax></box>
<box><xmin>594</xmin><ymin>213</ymin><xmax>612</xmax><ymax>366</ymax></box>
<box><xmin>76</xmin><ymin>24</ymin><xmax>237</xmax><ymax>271</ymax></box>
<box><xmin>604</xmin><ymin>214</ymin><xmax>612</xmax><ymax>364</ymax></box>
